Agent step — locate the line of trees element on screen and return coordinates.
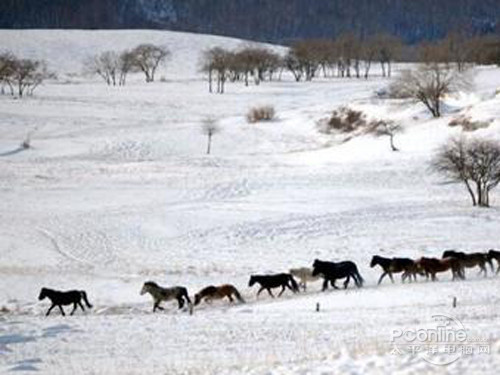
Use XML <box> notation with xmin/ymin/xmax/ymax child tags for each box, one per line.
<box><xmin>85</xmin><ymin>44</ymin><xmax>170</xmax><ymax>85</ymax></box>
<box><xmin>0</xmin><ymin>52</ymin><xmax>50</xmax><ymax>97</ymax></box>
<box><xmin>200</xmin><ymin>46</ymin><xmax>282</xmax><ymax>94</ymax></box>
<box><xmin>285</xmin><ymin>33</ymin><xmax>402</xmax><ymax>81</ymax></box>
<box><xmin>200</xmin><ymin>32</ymin><xmax>498</xmax><ymax>93</ymax></box>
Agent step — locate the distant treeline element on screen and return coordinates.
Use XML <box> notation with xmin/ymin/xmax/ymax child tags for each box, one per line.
<box><xmin>1</xmin><ymin>0</ymin><xmax>499</xmax><ymax>44</ymax></box>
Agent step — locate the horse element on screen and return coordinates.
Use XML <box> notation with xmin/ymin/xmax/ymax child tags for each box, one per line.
<box><xmin>248</xmin><ymin>273</ymin><xmax>299</xmax><ymax>298</ymax></box>
<box><xmin>488</xmin><ymin>249</ymin><xmax>500</xmax><ymax>274</ymax></box>
<box><xmin>370</xmin><ymin>255</ymin><xmax>421</xmax><ymax>284</ymax></box>
<box><xmin>312</xmin><ymin>259</ymin><xmax>364</xmax><ymax>291</ymax></box>
<box><xmin>38</xmin><ymin>287</ymin><xmax>92</xmax><ymax>316</ymax></box>
<box><xmin>442</xmin><ymin>250</ymin><xmax>490</xmax><ymax>277</ymax></box>
<box><xmin>140</xmin><ymin>281</ymin><xmax>191</xmax><ymax>312</ymax></box>
<box><xmin>194</xmin><ymin>284</ymin><xmax>245</xmax><ymax>305</ymax></box>
<box><xmin>416</xmin><ymin>257</ymin><xmax>464</xmax><ymax>281</ymax></box>
<box><xmin>289</xmin><ymin>267</ymin><xmax>322</xmax><ymax>290</ymax></box>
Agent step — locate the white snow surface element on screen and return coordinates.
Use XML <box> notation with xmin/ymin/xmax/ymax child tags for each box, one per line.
<box><xmin>1</xmin><ymin>30</ymin><xmax>500</xmax><ymax>374</ymax></box>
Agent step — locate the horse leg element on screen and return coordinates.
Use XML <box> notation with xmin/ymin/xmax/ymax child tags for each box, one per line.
<box><xmin>58</xmin><ymin>305</ymin><xmax>65</xmax><ymax>316</ymax></box>
<box><xmin>177</xmin><ymin>297</ymin><xmax>184</xmax><ymax>309</ymax></box>
<box><xmin>278</xmin><ymin>286</ymin><xmax>286</xmax><ymax>297</ymax></box>
<box><xmin>257</xmin><ymin>287</ymin><xmax>265</xmax><ymax>298</ymax></box>
<box><xmin>389</xmin><ymin>272</ymin><xmax>395</xmax><ymax>283</ymax></box>
<box><xmin>331</xmin><ymin>280</ymin><xmax>339</xmax><ymax>290</ymax></box>
<box><xmin>153</xmin><ymin>301</ymin><xmax>164</xmax><ymax>312</ymax></box>
<box><xmin>70</xmin><ymin>303</ymin><xmax>78</xmax><ymax>315</ymax></box>
<box><xmin>402</xmin><ymin>272</ymin><xmax>409</xmax><ymax>283</ymax></box>
<box><xmin>343</xmin><ymin>276</ymin><xmax>350</xmax><ymax>289</ymax></box>
<box><xmin>322</xmin><ymin>279</ymin><xmax>329</xmax><ymax>291</ymax></box>
<box><xmin>378</xmin><ymin>272</ymin><xmax>387</xmax><ymax>285</ymax></box>
<box><xmin>267</xmin><ymin>288</ymin><xmax>275</xmax><ymax>298</ymax></box>
<box><xmin>480</xmin><ymin>264</ymin><xmax>487</xmax><ymax>277</ymax></box>
<box><xmin>46</xmin><ymin>304</ymin><xmax>56</xmax><ymax>316</ymax></box>
<box><xmin>227</xmin><ymin>294</ymin><xmax>234</xmax><ymax>303</ymax></box>
<box><xmin>78</xmin><ymin>301</ymin><xmax>85</xmax><ymax>311</ymax></box>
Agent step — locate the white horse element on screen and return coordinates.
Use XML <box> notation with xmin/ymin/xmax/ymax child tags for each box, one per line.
<box><xmin>140</xmin><ymin>281</ymin><xmax>192</xmax><ymax>312</ymax></box>
<box><xmin>289</xmin><ymin>267</ymin><xmax>322</xmax><ymax>290</ymax></box>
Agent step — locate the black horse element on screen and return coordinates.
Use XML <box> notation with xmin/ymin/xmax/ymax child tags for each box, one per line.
<box><xmin>38</xmin><ymin>287</ymin><xmax>93</xmax><ymax>316</ymax></box>
<box><xmin>370</xmin><ymin>255</ymin><xmax>420</xmax><ymax>284</ymax></box>
<box><xmin>248</xmin><ymin>273</ymin><xmax>299</xmax><ymax>297</ymax></box>
<box><xmin>312</xmin><ymin>259</ymin><xmax>364</xmax><ymax>290</ymax></box>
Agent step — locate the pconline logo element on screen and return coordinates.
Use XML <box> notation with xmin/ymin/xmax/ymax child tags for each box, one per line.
<box><xmin>390</xmin><ymin>314</ymin><xmax>489</xmax><ymax>365</ymax></box>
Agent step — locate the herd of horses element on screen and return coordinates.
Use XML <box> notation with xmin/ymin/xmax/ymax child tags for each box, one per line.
<box><xmin>38</xmin><ymin>249</ymin><xmax>500</xmax><ymax>316</ymax></box>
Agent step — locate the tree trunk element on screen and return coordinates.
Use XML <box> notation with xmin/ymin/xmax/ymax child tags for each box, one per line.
<box><xmin>206</xmin><ymin>134</ymin><xmax>212</xmax><ymax>154</ymax></box>
<box><xmin>463</xmin><ymin>179</ymin><xmax>477</xmax><ymax>206</ymax></box>
<box><xmin>389</xmin><ymin>134</ymin><xmax>398</xmax><ymax>151</ymax></box>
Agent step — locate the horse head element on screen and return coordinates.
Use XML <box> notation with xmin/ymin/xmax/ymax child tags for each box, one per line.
<box><xmin>370</xmin><ymin>256</ymin><xmax>379</xmax><ymax>268</ymax></box>
<box><xmin>442</xmin><ymin>250</ymin><xmax>455</xmax><ymax>258</ymax></box>
<box><xmin>140</xmin><ymin>281</ymin><xmax>157</xmax><ymax>295</ymax></box>
<box><xmin>38</xmin><ymin>288</ymin><xmax>48</xmax><ymax>300</ymax></box>
<box><xmin>248</xmin><ymin>276</ymin><xmax>256</xmax><ymax>287</ymax></box>
<box><xmin>194</xmin><ymin>293</ymin><xmax>202</xmax><ymax>306</ymax></box>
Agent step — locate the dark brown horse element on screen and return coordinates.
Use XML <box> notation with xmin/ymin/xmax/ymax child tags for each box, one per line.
<box><xmin>488</xmin><ymin>249</ymin><xmax>500</xmax><ymax>274</ymax></box>
<box><xmin>370</xmin><ymin>255</ymin><xmax>421</xmax><ymax>284</ymax></box>
<box><xmin>194</xmin><ymin>284</ymin><xmax>245</xmax><ymax>305</ymax></box>
<box><xmin>38</xmin><ymin>288</ymin><xmax>92</xmax><ymax>316</ymax></box>
<box><xmin>416</xmin><ymin>257</ymin><xmax>464</xmax><ymax>281</ymax></box>
<box><xmin>312</xmin><ymin>259</ymin><xmax>364</xmax><ymax>290</ymax></box>
<box><xmin>248</xmin><ymin>274</ymin><xmax>299</xmax><ymax>298</ymax></box>
<box><xmin>442</xmin><ymin>250</ymin><xmax>490</xmax><ymax>277</ymax></box>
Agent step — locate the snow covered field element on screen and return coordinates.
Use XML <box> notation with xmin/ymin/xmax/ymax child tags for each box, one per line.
<box><xmin>1</xmin><ymin>30</ymin><xmax>500</xmax><ymax>374</ymax></box>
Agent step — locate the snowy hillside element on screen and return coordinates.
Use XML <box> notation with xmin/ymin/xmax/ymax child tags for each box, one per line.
<box><xmin>1</xmin><ymin>30</ymin><xmax>500</xmax><ymax>374</ymax></box>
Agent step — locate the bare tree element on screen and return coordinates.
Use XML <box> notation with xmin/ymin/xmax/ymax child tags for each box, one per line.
<box><xmin>118</xmin><ymin>50</ymin><xmax>136</xmax><ymax>86</ymax></box>
<box><xmin>6</xmin><ymin>57</ymin><xmax>49</xmax><ymax>97</ymax></box>
<box><xmin>85</xmin><ymin>51</ymin><xmax>119</xmax><ymax>85</ymax></box>
<box><xmin>130</xmin><ymin>44</ymin><xmax>170</xmax><ymax>83</ymax></box>
<box><xmin>373</xmin><ymin>34</ymin><xmax>402</xmax><ymax>77</ymax></box>
<box><xmin>361</xmin><ymin>38</ymin><xmax>379</xmax><ymax>79</ymax></box>
<box><xmin>369</xmin><ymin>120</ymin><xmax>403</xmax><ymax>151</ymax></box>
<box><xmin>0</xmin><ymin>52</ymin><xmax>15</xmax><ymax>94</ymax></box>
<box><xmin>390</xmin><ymin>63</ymin><xmax>471</xmax><ymax>118</ymax></box>
<box><xmin>201</xmin><ymin>47</ymin><xmax>232</xmax><ymax>93</ymax></box>
<box><xmin>202</xmin><ymin>117</ymin><xmax>220</xmax><ymax>154</ymax></box>
<box><xmin>432</xmin><ymin>137</ymin><xmax>500</xmax><ymax>207</ymax></box>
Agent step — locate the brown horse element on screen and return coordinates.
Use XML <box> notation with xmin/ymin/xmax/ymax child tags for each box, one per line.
<box><xmin>442</xmin><ymin>250</ymin><xmax>490</xmax><ymax>277</ymax></box>
<box><xmin>194</xmin><ymin>284</ymin><xmax>245</xmax><ymax>305</ymax></box>
<box><xmin>416</xmin><ymin>257</ymin><xmax>465</xmax><ymax>281</ymax></box>
<box><xmin>370</xmin><ymin>255</ymin><xmax>422</xmax><ymax>284</ymax></box>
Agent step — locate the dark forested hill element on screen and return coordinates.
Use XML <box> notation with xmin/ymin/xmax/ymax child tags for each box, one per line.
<box><xmin>1</xmin><ymin>0</ymin><xmax>498</xmax><ymax>43</ymax></box>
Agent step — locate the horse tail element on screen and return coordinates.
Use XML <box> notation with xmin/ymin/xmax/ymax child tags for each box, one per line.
<box><xmin>232</xmin><ymin>287</ymin><xmax>245</xmax><ymax>303</ymax></box>
<box><xmin>288</xmin><ymin>275</ymin><xmax>299</xmax><ymax>293</ymax></box>
<box><xmin>352</xmin><ymin>265</ymin><xmax>364</xmax><ymax>287</ymax></box>
<box><xmin>182</xmin><ymin>288</ymin><xmax>192</xmax><ymax>306</ymax></box>
<box><xmin>80</xmin><ymin>291</ymin><xmax>93</xmax><ymax>308</ymax></box>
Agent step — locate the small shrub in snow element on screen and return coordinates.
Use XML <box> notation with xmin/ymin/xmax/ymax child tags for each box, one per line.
<box><xmin>448</xmin><ymin>115</ymin><xmax>490</xmax><ymax>132</ymax></box>
<box><xmin>318</xmin><ymin>106</ymin><xmax>367</xmax><ymax>134</ymax></box>
<box><xmin>246</xmin><ymin>105</ymin><xmax>276</xmax><ymax>123</ymax></box>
